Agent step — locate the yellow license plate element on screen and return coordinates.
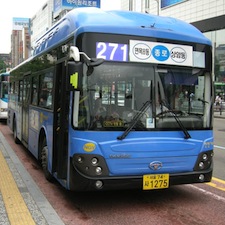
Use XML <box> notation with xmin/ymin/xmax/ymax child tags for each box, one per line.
<box><xmin>143</xmin><ymin>174</ymin><xmax>169</xmax><ymax>190</ymax></box>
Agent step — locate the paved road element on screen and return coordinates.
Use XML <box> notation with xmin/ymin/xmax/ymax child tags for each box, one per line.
<box><xmin>213</xmin><ymin>116</ymin><xmax>225</xmax><ymax>180</ymax></box>
<box><xmin>1</xmin><ymin>120</ymin><xmax>225</xmax><ymax>225</ymax></box>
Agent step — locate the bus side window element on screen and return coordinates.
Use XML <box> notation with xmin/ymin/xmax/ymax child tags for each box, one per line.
<box><xmin>39</xmin><ymin>72</ymin><xmax>53</xmax><ymax>109</ymax></box>
<box><xmin>31</xmin><ymin>77</ymin><xmax>38</xmax><ymax>106</ymax></box>
<box><xmin>39</xmin><ymin>85</ymin><xmax>48</xmax><ymax>107</ymax></box>
<box><xmin>46</xmin><ymin>93</ymin><xmax>52</xmax><ymax>108</ymax></box>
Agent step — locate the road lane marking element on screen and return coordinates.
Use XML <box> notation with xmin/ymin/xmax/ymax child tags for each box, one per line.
<box><xmin>188</xmin><ymin>184</ymin><xmax>225</xmax><ymax>203</ymax></box>
<box><xmin>206</xmin><ymin>177</ymin><xmax>225</xmax><ymax>191</ymax></box>
<box><xmin>214</xmin><ymin>145</ymin><xmax>225</xmax><ymax>150</ymax></box>
<box><xmin>0</xmin><ymin>150</ymin><xmax>35</xmax><ymax>225</ymax></box>
<box><xmin>188</xmin><ymin>177</ymin><xmax>225</xmax><ymax>203</ymax></box>
<box><xmin>212</xmin><ymin>177</ymin><xmax>225</xmax><ymax>185</ymax></box>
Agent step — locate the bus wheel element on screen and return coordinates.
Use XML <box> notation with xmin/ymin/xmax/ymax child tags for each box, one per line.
<box><xmin>13</xmin><ymin>119</ymin><xmax>20</xmax><ymax>144</ymax></box>
<box><xmin>41</xmin><ymin>139</ymin><xmax>54</xmax><ymax>182</ymax></box>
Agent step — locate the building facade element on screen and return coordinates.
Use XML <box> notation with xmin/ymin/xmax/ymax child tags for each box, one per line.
<box><xmin>22</xmin><ymin>27</ymin><xmax>30</xmax><ymax>60</ymax></box>
<box><xmin>30</xmin><ymin>0</ymin><xmax>101</xmax><ymax>52</ymax></box>
<box><xmin>11</xmin><ymin>18</ymin><xmax>30</xmax><ymax>67</ymax></box>
<box><xmin>30</xmin><ymin>0</ymin><xmax>54</xmax><ymax>52</ymax></box>
<box><xmin>10</xmin><ymin>0</ymin><xmax>102</xmax><ymax>67</ymax></box>
<box><xmin>11</xmin><ymin>30</ymin><xmax>23</xmax><ymax>67</ymax></box>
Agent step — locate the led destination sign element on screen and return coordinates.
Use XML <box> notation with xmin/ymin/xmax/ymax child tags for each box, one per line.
<box><xmin>96</xmin><ymin>42</ymin><xmax>128</xmax><ymax>62</ymax></box>
<box><xmin>129</xmin><ymin>40</ymin><xmax>193</xmax><ymax>66</ymax></box>
<box><xmin>96</xmin><ymin>40</ymin><xmax>193</xmax><ymax>67</ymax></box>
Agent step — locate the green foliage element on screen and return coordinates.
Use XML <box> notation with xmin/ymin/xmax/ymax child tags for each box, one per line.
<box><xmin>0</xmin><ymin>57</ymin><xmax>7</xmax><ymax>73</ymax></box>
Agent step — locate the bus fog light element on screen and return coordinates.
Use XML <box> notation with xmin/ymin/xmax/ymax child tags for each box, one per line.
<box><xmin>199</xmin><ymin>174</ymin><xmax>205</xmax><ymax>181</ymax></box>
<box><xmin>199</xmin><ymin>162</ymin><xmax>204</xmax><ymax>169</ymax></box>
<box><xmin>95</xmin><ymin>166</ymin><xmax>102</xmax><ymax>175</ymax></box>
<box><xmin>95</xmin><ymin>180</ymin><xmax>103</xmax><ymax>189</ymax></box>
<box><xmin>91</xmin><ymin>157</ymin><xmax>98</xmax><ymax>166</ymax></box>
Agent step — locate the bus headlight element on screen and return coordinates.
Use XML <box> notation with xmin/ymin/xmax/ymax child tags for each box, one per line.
<box><xmin>194</xmin><ymin>150</ymin><xmax>213</xmax><ymax>171</ymax></box>
<box><xmin>91</xmin><ymin>157</ymin><xmax>98</xmax><ymax>166</ymax></box>
<box><xmin>202</xmin><ymin>153</ymin><xmax>208</xmax><ymax>161</ymax></box>
<box><xmin>72</xmin><ymin>154</ymin><xmax>109</xmax><ymax>177</ymax></box>
<box><xmin>198</xmin><ymin>162</ymin><xmax>204</xmax><ymax>169</ymax></box>
<box><xmin>95</xmin><ymin>166</ymin><xmax>102</xmax><ymax>175</ymax></box>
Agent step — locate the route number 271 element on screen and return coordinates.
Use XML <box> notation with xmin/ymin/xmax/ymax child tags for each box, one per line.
<box><xmin>96</xmin><ymin>42</ymin><xmax>128</xmax><ymax>62</ymax></box>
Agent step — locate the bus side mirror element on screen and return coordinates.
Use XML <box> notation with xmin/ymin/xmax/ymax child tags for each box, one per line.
<box><xmin>69</xmin><ymin>46</ymin><xmax>104</xmax><ymax>76</ymax></box>
<box><xmin>66</xmin><ymin>61</ymin><xmax>83</xmax><ymax>91</ymax></box>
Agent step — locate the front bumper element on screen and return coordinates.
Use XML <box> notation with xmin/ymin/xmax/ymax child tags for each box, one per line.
<box><xmin>69</xmin><ymin>165</ymin><xmax>213</xmax><ymax>191</ymax></box>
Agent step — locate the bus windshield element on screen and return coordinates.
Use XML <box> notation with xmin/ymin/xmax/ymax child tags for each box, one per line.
<box><xmin>75</xmin><ymin>62</ymin><xmax>212</xmax><ymax>131</ymax></box>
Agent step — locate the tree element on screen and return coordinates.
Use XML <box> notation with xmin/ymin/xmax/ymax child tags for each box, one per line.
<box><xmin>0</xmin><ymin>57</ymin><xmax>7</xmax><ymax>73</ymax></box>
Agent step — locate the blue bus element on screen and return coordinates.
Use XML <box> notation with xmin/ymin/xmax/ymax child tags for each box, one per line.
<box><xmin>0</xmin><ymin>72</ymin><xmax>9</xmax><ymax>120</ymax></box>
<box><xmin>8</xmin><ymin>7</ymin><xmax>213</xmax><ymax>191</ymax></box>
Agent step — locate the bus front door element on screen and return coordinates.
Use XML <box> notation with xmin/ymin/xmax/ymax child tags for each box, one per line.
<box><xmin>53</xmin><ymin>62</ymin><xmax>69</xmax><ymax>179</ymax></box>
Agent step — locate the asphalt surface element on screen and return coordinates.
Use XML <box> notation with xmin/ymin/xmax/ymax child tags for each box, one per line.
<box><xmin>0</xmin><ymin>110</ymin><xmax>223</xmax><ymax>225</ymax></box>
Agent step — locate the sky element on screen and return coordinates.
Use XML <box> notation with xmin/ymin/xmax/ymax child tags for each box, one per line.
<box><xmin>0</xmin><ymin>0</ymin><xmax>121</xmax><ymax>54</ymax></box>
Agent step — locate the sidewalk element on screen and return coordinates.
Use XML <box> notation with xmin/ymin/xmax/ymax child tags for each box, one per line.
<box><xmin>0</xmin><ymin>131</ymin><xmax>65</xmax><ymax>225</ymax></box>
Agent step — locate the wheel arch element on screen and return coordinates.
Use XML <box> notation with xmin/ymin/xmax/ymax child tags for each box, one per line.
<box><xmin>38</xmin><ymin>126</ymin><xmax>54</xmax><ymax>182</ymax></box>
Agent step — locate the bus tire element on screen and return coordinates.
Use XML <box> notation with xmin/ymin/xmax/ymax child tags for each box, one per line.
<box><xmin>41</xmin><ymin>138</ymin><xmax>54</xmax><ymax>182</ymax></box>
<box><xmin>13</xmin><ymin>118</ymin><xmax>20</xmax><ymax>144</ymax></box>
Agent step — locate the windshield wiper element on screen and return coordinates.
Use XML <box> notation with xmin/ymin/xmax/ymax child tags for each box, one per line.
<box><xmin>117</xmin><ymin>101</ymin><xmax>151</xmax><ymax>140</ymax></box>
<box><xmin>198</xmin><ymin>98</ymin><xmax>209</xmax><ymax>104</ymax></box>
<box><xmin>161</xmin><ymin>99</ymin><xmax>191</xmax><ymax>139</ymax></box>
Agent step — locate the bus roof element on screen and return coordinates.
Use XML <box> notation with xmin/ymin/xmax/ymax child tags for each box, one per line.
<box><xmin>34</xmin><ymin>7</ymin><xmax>211</xmax><ymax>56</ymax></box>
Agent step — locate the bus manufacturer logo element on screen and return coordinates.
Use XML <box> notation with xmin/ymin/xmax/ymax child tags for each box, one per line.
<box><xmin>149</xmin><ymin>161</ymin><xmax>163</xmax><ymax>170</ymax></box>
<box><xmin>109</xmin><ymin>154</ymin><xmax>131</xmax><ymax>159</ymax></box>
